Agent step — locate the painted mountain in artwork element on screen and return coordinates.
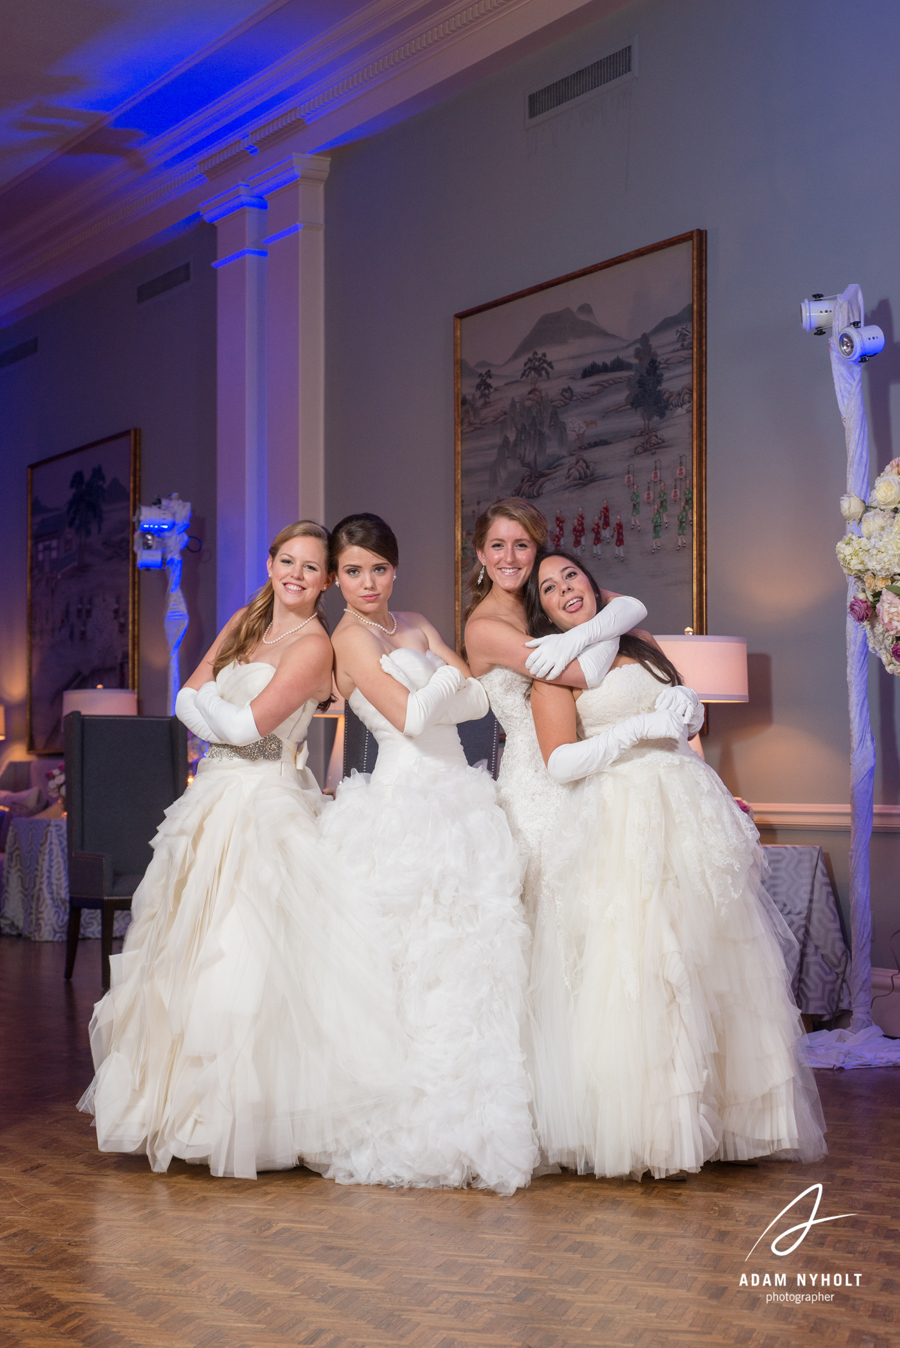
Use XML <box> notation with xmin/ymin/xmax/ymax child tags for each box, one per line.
<box><xmin>505</xmin><ymin>304</ymin><xmax>623</xmax><ymax>365</ymax></box>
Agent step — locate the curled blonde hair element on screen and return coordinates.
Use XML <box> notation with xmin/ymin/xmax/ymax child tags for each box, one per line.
<box><xmin>463</xmin><ymin>498</ymin><xmax>549</xmax><ymax>625</ymax></box>
<box><xmin>213</xmin><ymin>520</ymin><xmax>331</xmax><ymax>679</ymax></box>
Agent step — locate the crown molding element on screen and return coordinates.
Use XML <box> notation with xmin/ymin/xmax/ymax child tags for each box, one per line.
<box><xmin>0</xmin><ymin>0</ymin><xmax>607</xmax><ymax>325</ymax></box>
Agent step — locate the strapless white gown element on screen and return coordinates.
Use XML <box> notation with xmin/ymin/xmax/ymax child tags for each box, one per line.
<box><xmin>479</xmin><ymin>665</ymin><xmax>578</xmax><ymax>1165</ymax></box>
<box><xmin>78</xmin><ymin>661</ymin><xmax>404</xmax><ymax>1179</ymax></box>
<box><xmin>540</xmin><ymin>664</ymin><xmax>826</xmax><ymax>1179</ymax></box>
<box><xmin>316</xmin><ymin>648</ymin><xmax>538</xmax><ymax>1194</ymax></box>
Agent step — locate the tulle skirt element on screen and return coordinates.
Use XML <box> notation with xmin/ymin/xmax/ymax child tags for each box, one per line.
<box><xmin>78</xmin><ymin>756</ymin><xmax>405</xmax><ymax>1179</ymax></box>
<box><xmin>316</xmin><ymin>755</ymin><xmax>538</xmax><ymax>1194</ymax></box>
<box><xmin>532</xmin><ymin>742</ymin><xmax>826</xmax><ymax>1179</ymax></box>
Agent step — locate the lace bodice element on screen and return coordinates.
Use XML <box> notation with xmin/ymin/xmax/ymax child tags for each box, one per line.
<box><xmin>211</xmin><ymin>661</ymin><xmax>317</xmax><ymax>765</ymax></box>
<box><xmin>348</xmin><ymin>648</ymin><xmax>467</xmax><ymax>780</ymax></box>
<box><xmin>575</xmin><ymin>663</ymin><xmax>663</xmax><ymax>736</ymax></box>
<box><xmin>479</xmin><ymin>666</ymin><xmax>571</xmax><ymax>887</ymax></box>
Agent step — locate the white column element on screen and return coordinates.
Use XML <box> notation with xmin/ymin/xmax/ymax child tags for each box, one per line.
<box><xmin>251</xmin><ymin>155</ymin><xmax>330</xmax><ymax>533</ymax></box>
<box><xmin>199</xmin><ymin>184</ymin><xmax>268</xmax><ymax>626</ymax></box>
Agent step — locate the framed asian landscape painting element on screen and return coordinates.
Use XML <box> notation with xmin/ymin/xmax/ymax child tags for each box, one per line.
<box><xmin>455</xmin><ymin>231</ymin><xmax>706</xmax><ymax>645</ymax></box>
<box><xmin>28</xmin><ymin>429</ymin><xmax>140</xmax><ymax>753</ymax></box>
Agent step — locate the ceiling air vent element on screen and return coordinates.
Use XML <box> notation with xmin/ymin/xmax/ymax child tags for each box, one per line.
<box><xmin>137</xmin><ymin>262</ymin><xmax>190</xmax><ymax>305</ymax></box>
<box><xmin>526</xmin><ymin>41</ymin><xmax>636</xmax><ymax>126</ymax></box>
<box><xmin>0</xmin><ymin>336</ymin><xmax>38</xmax><ymax>370</ymax></box>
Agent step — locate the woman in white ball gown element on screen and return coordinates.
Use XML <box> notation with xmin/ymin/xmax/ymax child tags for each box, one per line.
<box><xmin>463</xmin><ymin>499</ymin><xmax>648</xmax><ymax>1155</ymax></box>
<box><xmin>79</xmin><ymin>521</ymin><xmax>403</xmax><ymax>1179</ymax></box>
<box><xmin>315</xmin><ymin>513</ymin><xmax>537</xmax><ymax>1194</ymax></box>
<box><xmin>525</xmin><ymin>549</ymin><xmax>826</xmax><ymax>1179</ymax></box>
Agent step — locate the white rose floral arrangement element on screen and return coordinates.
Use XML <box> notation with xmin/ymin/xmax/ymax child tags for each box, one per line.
<box><xmin>837</xmin><ymin>457</ymin><xmax>900</xmax><ymax>674</ymax></box>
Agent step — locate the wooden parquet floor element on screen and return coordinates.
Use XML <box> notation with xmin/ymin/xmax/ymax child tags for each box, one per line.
<box><xmin>1</xmin><ymin>937</ymin><xmax>898</xmax><ymax>1348</ymax></box>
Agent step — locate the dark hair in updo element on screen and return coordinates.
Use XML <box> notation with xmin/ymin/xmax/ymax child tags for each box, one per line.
<box><xmin>329</xmin><ymin>513</ymin><xmax>399</xmax><ymax>569</ymax></box>
<box><xmin>524</xmin><ymin>549</ymin><xmax>682</xmax><ymax>687</ymax></box>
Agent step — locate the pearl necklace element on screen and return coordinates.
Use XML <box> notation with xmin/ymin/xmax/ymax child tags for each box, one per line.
<box><xmin>344</xmin><ymin>606</ymin><xmax>397</xmax><ymax>635</ymax></box>
<box><xmin>261</xmin><ymin>613</ymin><xmax>317</xmax><ymax>644</ymax></box>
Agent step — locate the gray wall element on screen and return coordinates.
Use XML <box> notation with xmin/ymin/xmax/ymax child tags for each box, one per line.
<box><xmin>0</xmin><ymin>223</ymin><xmax>218</xmax><ymax>771</ymax></box>
<box><xmin>324</xmin><ymin>0</ymin><xmax>900</xmax><ymax>964</ymax></box>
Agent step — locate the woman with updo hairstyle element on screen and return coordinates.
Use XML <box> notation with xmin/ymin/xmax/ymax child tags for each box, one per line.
<box><xmin>525</xmin><ymin>549</ymin><xmax>825</xmax><ymax>1180</ymax></box>
<box><xmin>79</xmin><ymin>521</ymin><xmax>404</xmax><ymax>1181</ymax></box>
<box><xmin>315</xmin><ymin>512</ymin><xmax>537</xmax><ymax>1194</ymax></box>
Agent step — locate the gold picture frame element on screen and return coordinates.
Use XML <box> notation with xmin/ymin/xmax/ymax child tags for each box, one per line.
<box><xmin>455</xmin><ymin>230</ymin><xmax>706</xmax><ymax>646</ymax></box>
<box><xmin>27</xmin><ymin>429</ymin><xmax>140</xmax><ymax>753</ymax></box>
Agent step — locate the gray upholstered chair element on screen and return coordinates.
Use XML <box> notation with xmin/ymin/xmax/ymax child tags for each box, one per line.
<box><xmin>64</xmin><ymin>712</ymin><xmax>188</xmax><ymax>989</ymax></box>
<box><xmin>342</xmin><ymin>704</ymin><xmax>501</xmax><ymax>779</ymax></box>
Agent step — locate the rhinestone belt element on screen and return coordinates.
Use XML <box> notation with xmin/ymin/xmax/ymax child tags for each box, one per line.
<box><xmin>206</xmin><ymin>734</ymin><xmax>283</xmax><ymax>762</ymax></box>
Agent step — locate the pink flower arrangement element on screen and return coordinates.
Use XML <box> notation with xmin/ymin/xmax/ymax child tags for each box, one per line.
<box><xmin>876</xmin><ymin>589</ymin><xmax>900</xmax><ymax>635</ymax></box>
<box><xmin>849</xmin><ymin>595</ymin><xmax>874</xmax><ymax>624</ymax></box>
<box><xmin>884</xmin><ymin>458</ymin><xmax>900</xmax><ymax>477</ymax></box>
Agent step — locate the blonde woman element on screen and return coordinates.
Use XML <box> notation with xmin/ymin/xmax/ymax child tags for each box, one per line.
<box><xmin>79</xmin><ymin>522</ymin><xmax>403</xmax><ymax>1180</ymax></box>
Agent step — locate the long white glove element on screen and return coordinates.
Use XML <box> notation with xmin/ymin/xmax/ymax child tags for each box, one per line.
<box><xmin>379</xmin><ymin>656</ymin><xmax>465</xmax><ymax>736</ymax></box>
<box><xmin>438</xmin><ymin>677</ymin><xmax>490</xmax><ymax>726</ymax></box>
<box><xmin>175</xmin><ymin>687</ymin><xmax>215</xmax><ymax>741</ymax></box>
<box><xmin>574</xmin><ymin>638</ymin><xmax>620</xmax><ymax>690</ymax></box>
<box><xmin>195</xmin><ymin>681</ymin><xmax>260</xmax><ymax>746</ymax></box>
<box><xmin>525</xmin><ymin>595</ymin><xmax>649</xmax><ymax>682</ymax></box>
<box><xmin>654</xmin><ymin>684</ymin><xmax>705</xmax><ymax>737</ymax></box>
<box><xmin>547</xmin><ymin>707</ymin><xmax>687</xmax><ymax>784</ymax></box>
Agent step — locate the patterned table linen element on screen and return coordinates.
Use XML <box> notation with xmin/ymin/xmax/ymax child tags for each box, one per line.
<box><xmin>761</xmin><ymin>844</ymin><xmax>850</xmax><ymax>1016</ymax></box>
<box><xmin>0</xmin><ymin>817</ymin><xmax>130</xmax><ymax>942</ymax></box>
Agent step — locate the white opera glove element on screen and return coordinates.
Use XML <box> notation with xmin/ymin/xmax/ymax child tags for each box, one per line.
<box><xmin>438</xmin><ymin>677</ymin><xmax>490</xmax><ymax>726</ymax></box>
<box><xmin>379</xmin><ymin>655</ymin><xmax>465</xmax><ymax>736</ymax></box>
<box><xmin>175</xmin><ymin>687</ymin><xmax>215</xmax><ymax>741</ymax></box>
<box><xmin>573</xmin><ymin>637</ymin><xmax>620</xmax><ymax>690</ymax></box>
<box><xmin>654</xmin><ymin>684</ymin><xmax>705</xmax><ymax>737</ymax></box>
<box><xmin>195</xmin><ymin>681</ymin><xmax>260</xmax><ymax>746</ymax></box>
<box><xmin>525</xmin><ymin>595</ymin><xmax>649</xmax><ymax>681</ymax></box>
<box><xmin>547</xmin><ymin>708</ymin><xmax>687</xmax><ymax>784</ymax></box>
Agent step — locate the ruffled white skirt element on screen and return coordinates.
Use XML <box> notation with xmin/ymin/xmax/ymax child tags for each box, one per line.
<box><xmin>78</xmin><ymin>756</ymin><xmax>404</xmax><ymax>1179</ymax></box>
<box><xmin>532</xmin><ymin>742</ymin><xmax>826</xmax><ymax>1179</ymax></box>
<box><xmin>316</xmin><ymin>755</ymin><xmax>538</xmax><ymax>1194</ymax></box>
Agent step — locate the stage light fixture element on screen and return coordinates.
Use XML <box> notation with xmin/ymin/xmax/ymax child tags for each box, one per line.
<box><xmin>800</xmin><ymin>294</ymin><xmax>839</xmax><ymax>335</ymax></box>
<box><xmin>837</xmin><ymin>321</ymin><xmax>885</xmax><ymax>364</ymax></box>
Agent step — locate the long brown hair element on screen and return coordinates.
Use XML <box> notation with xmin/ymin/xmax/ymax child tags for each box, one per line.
<box><xmin>463</xmin><ymin>498</ymin><xmax>548</xmax><ymax>625</ymax></box>
<box><xmin>524</xmin><ymin>549</ymin><xmax>682</xmax><ymax>687</ymax></box>
<box><xmin>213</xmin><ymin>521</ymin><xmax>331</xmax><ymax>679</ymax></box>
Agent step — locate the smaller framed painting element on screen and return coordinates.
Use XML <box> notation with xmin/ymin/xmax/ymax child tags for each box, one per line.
<box><xmin>28</xmin><ymin>429</ymin><xmax>140</xmax><ymax>753</ymax></box>
<box><xmin>455</xmin><ymin>231</ymin><xmax>706</xmax><ymax>645</ymax></box>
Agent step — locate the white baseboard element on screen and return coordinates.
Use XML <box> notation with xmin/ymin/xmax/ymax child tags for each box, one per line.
<box><xmin>751</xmin><ymin>803</ymin><xmax>900</xmax><ymax>832</ymax></box>
<box><xmin>871</xmin><ymin>967</ymin><xmax>900</xmax><ymax>1037</ymax></box>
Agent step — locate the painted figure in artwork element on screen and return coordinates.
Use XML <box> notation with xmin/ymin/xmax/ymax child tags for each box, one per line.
<box><xmin>592</xmin><ymin>516</ymin><xmax>603</xmax><ymax>559</ymax></box>
<box><xmin>614</xmin><ymin>515</ymin><xmax>625</xmax><ymax>561</ymax></box>
<box><xmin>658</xmin><ymin>481</ymin><xmax>668</xmax><ymax>528</ymax></box>
<box><xmin>553</xmin><ymin>511</ymin><xmax>565</xmax><ymax>549</ymax></box>
<box><xmin>651</xmin><ymin>506</ymin><xmax>663</xmax><ymax>553</ymax></box>
<box><xmin>572</xmin><ymin>508</ymin><xmax>585</xmax><ymax>555</ymax></box>
<box><xmin>677</xmin><ymin>501</ymin><xmax>689</xmax><ymax>550</ymax></box>
<box><xmin>601</xmin><ymin>500</ymin><xmax>611</xmax><ymax>546</ymax></box>
<box><xmin>630</xmin><ymin>485</ymin><xmax>641</xmax><ymax>531</ymax></box>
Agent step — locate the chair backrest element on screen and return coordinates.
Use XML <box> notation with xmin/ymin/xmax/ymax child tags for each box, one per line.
<box><xmin>342</xmin><ymin>705</ymin><xmax>500</xmax><ymax>780</ymax></box>
<box><xmin>64</xmin><ymin>713</ymin><xmax>188</xmax><ymax>878</ymax></box>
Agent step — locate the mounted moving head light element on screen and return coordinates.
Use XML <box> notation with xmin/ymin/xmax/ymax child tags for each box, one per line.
<box><xmin>800</xmin><ymin>293</ymin><xmax>885</xmax><ymax>364</ymax></box>
<box><xmin>837</xmin><ymin>321</ymin><xmax>885</xmax><ymax>365</ymax></box>
<box><xmin>800</xmin><ymin>294</ymin><xmax>839</xmax><ymax>335</ymax></box>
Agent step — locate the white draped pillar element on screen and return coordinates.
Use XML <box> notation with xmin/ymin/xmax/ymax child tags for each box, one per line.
<box><xmin>199</xmin><ymin>184</ymin><xmax>269</xmax><ymax>625</ymax></box>
<box><xmin>252</xmin><ymin>155</ymin><xmax>330</xmax><ymax>532</ymax></box>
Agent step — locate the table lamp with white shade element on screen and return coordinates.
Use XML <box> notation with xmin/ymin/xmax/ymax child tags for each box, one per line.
<box><xmin>654</xmin><ymin>632</ymin><xmax>748</xmax><ymax>744</ymax></box>
<box><xmin>62</xmin><ymin>688</ymin><xmax>138</xmax><ymax>718</ymax></box>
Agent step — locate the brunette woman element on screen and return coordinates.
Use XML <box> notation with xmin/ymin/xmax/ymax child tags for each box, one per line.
<box><xmin>316</xmin><ymin>513</ymin><xmax>537</xmax><ymax>1194</ymax></box>
<box><xmin>526</xmin><ymin>550</ymin><xmax>826</xmax><ymax>1179</ymax></box>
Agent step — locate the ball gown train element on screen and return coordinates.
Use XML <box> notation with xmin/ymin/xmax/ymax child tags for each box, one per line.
<box><xmin>315</xmin><ymin>647</ymin><xmax>538</xmax><ymax>1195</ymax></box>
<box><xmin>78</xmin><ymin>661</ymin><xmax>404</xmax><ymax>1179</ymax></box>
<box><xmin>537</xmin><ymin>664</ymin><xmax>826</xmax><ymax>1179</ymax></box>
